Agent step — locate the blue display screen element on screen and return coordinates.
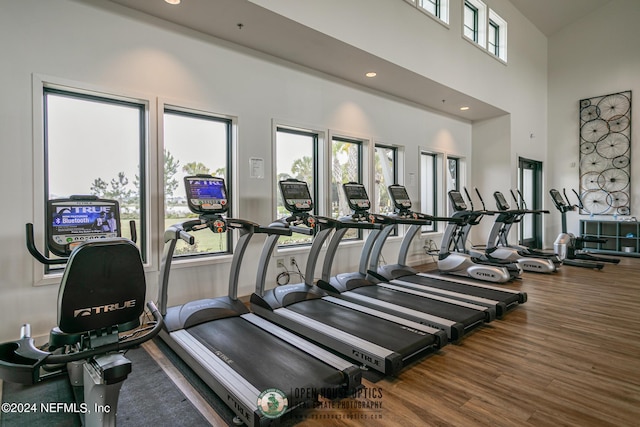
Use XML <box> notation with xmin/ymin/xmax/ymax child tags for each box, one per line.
<box><xmin>52</xmin><ymin>207</ymin><xmax>118</xmax><ymax>234</ymax></box>
<box><xmin>186</xmin><ymin>178</ymin><xmax>226</xmax><ymax>200</ymax></box>
<box><xmin>47</xmin><ymin>199</ymin><xmax>120</xmax><ymax>256</ymax></box>
<box><xmin>184</xmin><ymin>176</ymin><xmax>228</xmax><ymax>214</ymax></box>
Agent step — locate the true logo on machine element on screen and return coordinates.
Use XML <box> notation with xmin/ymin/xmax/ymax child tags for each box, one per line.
<box><xmin>73</xmin><ymin>300</ymin><xmax>136</xmax><ymax>317</ymax></box>
<box><xmin>476</xmin><ymin>272</ymin><xmax>496</xmax><ymax>278</ymax></box>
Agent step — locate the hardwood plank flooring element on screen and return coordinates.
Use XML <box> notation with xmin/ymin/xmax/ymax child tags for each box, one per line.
<box><xmin>154</xmin><ymin>257</ymin><xmax>640</xmax><ymax>426</ymax></box>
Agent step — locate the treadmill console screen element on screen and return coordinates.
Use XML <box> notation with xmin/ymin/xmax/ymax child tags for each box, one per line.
<box><xmin>184</xmin><ymin>176</ymin><xmax>228</xmax><ymax>214</ymax></box>
<box><xmin>279</xmin><ymin>180</ymin><xmax>313</xmax><ymax>212</ymax></box>
<box><xmin>448</xmin><ymin>191</ymin><xmax>467</xmax><ymax>211</ymax></box>
<box><xmin>47</xmin><ymin>197</ymin><xmax>120</xmax><ymax>257</ymax></box>
<box><xmin>388</xmin><ymin>185</ymin><xmax>412</xmax><ymax>209</ymax></box>
<box><xmin>494</xmin><ymin>192</ymin><xmax>510</xmax><ymax>211</ymax></box>
<box><xmin>343</xmin><ymin>183</ymin><xmax>371</xmax><ymax>211</ymax></box>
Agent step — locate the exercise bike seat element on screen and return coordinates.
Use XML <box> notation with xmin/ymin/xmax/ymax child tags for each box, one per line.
<box><xmin>0</xmin><ymin>237</ymin><xmax>155</xmax><ymax>386</ymax></box>
<box><xmin>50</xmin><ymin>238</ymin><xmax>146</xmax><ymax>349</ymax></box>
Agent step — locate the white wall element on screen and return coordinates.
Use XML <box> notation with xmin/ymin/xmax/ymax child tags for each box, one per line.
<box><xmin>0</xmin><ymin>0</ymin><xmax>477</xmax><ymax>341</ymax></box>
<box><xmin>548</xmin><ymin>0</ymin><xmax>640</xmax><ymax>240</ymax></box>
<box><xmin>470</xmin><ymin>115</ymin><xmax>512</xmax><ymax>242</ymax></box>
<box><xmin>248</xmin><ymin>0</ymin><xmax>550</xmax><ymax>245</ymax></box>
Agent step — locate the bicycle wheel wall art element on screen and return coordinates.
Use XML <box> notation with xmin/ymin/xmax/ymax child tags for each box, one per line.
<box><xmin>579</xmin><ymin>90</ymin><xmax>631</xmax><ymax>216</ymax></box>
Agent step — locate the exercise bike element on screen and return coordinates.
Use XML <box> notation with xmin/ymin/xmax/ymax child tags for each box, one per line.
<box><xmin>490</xmin><ymin>189</ymin><xmax>562</xmax><ymax>268</ymax></box>
<box><xmin>437</xmin><ymin>190</ymin><xmax>517</xmax><ymax>283</ymax></box>
<box><xmin>0</xmin><ymin>195</ymin><xmax>163</xmax><ymax>427</ymax></box>
<box><xmin>549</xmin><ymin>188</ymin><xmax>620</xmax><ymax>269</ymax></box>
<box><xmin>465</xmin><ymin>188</ymin><xmax>556</xmax><ymax>273</ymax></box>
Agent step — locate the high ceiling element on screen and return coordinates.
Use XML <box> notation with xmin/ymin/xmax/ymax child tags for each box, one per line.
<box><xmin>509</xmin><ymin>0</ymin><xmax>611</xmax><ymax>37</ymax></box>
<box><xmin>106</xmin><ymin>0</ymin><xmax>610</xmax><ymax>121</ymax></box>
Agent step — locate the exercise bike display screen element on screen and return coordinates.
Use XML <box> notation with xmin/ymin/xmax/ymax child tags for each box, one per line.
<box><xmin>184</xmin><ymin>176</ymin><xmax>228</xmax><ymax>214</ymax></box>
<box><xmin>388</xmin><ymin>185</ymin><xmax>412</xmax><ymax>209</ymax></box>
<box><xmin>343</xmin><ymin>183</ymin><xmax>371</xmax><ymax>211</ymax></box>
<box><xmin>280</xmin><ymin>180</ymin><xmax>313</xmax><ymax>212</ymax></box>
<box><xmin>47</xmin><ymin>198</ymin><xmax>121</xmax><ymax>256</ymax></box>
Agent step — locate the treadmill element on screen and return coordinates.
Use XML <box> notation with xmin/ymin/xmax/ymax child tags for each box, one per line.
<box><xmin>158</xmin><ymin>175</ymin><xmax>362</xmax><ymax>427</ymax></box>
<box><xmin>316</xmin><ymin>182</ymin><xmax>494</xmax><ymax>341</ymax></box>
<box><xmin>251</xmin><ymin>179</ymin><xmax>446</xmax><ymax>376</ymax></box>
<box><xmin>372</xmin><ymin>184</ymin><xmax>527</xmax><ymax>318</ymax></box>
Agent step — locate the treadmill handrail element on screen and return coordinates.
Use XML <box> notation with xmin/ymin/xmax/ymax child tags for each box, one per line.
<box><xmin>160</xmin><ymin>214</ymin><xmax>291</xmax><ymax>313</ymax></box>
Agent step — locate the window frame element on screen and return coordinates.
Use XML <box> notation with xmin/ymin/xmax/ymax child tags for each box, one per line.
<box><xmin>488</xmin><ymin>9</ymin><xmax>508</xmax><ymax>62</ymax></box>
<box><xmin>463</xmin><ymin>0</ymin><xmax>480</xmax><ymax>42</ymax></box>
<box><xmin>33</xmin><ymin>75</ymin><xmax>154</xmax><ymax>285</ymax></box>
<box><xmin>463</xmin><ymin>0</ymin><xmax>507</xmax><ymax>63</ymax></box>
<box><xmin>161</xmin><ymin>105</ymin><xmax>235</xmax><ymax>260</ymax></box>
<box><xmin>446</xmin><ymin>156</ymin><xmax>460</xmax><ymax>193</ymax></box>
<box><xmin>445</xmin><ymin>155</ymin><xmax>460</xmax><ymax>216</ymax></box>
<box><xmin>274</xmin><ymin>123</ymin><xmax>324</xmax><ymax>248</ymax></box>
<box><xmin>463</xmin><ymin>0</ymin><xmax>487</xmax><ymax>48</ymax></box>
<box><xmin>43</xmin><ymin>88</ymin><xmax>147</xmax><ymax>269</ymax></box>
<box><xmin>374</xmin><ymin>144</ymin><xmax>399</xmax><ymax>216</ymax></box>
<box><xmin>404</xmin><ymin>0</ymin><xmax>450</xmax><ymax>26</ymax></box>
<box><xmin>488</xmin><ymin>19</ymin><xmax>499</xmax><ymax>55</ymax></box>
<box><xmin>420</xmin><ymin>151</ymin><xmax>439</xmax><ymax>233</ymax></box>
<box><xmin>330</xmin><ymin>134</ymin><xmax>367</xmax><ymax>241</ymax></box>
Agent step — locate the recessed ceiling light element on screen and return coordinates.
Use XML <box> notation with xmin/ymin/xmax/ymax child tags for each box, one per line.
<box><xmin>365</xmin><ymin>72</ymin><xmax>377</xmax><ymax>78</ymax></box>
<box><xmin>165</xmin><ymin>0</ymin><xmax>181</xmax><ymax>5</ymax></box>
<box><xmin>460</xmin><ymin>106</ymin><xmax>470</xmax><ymax>111</ymax></box>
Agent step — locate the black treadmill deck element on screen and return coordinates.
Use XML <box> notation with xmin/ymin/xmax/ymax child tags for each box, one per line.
<box><xmin>187</xmin><ymin>317</ymin><xmax>346</xmax><ymax>400</ymax></box>
<box><xmin>348</xmin><ymin>285</ymin><xmax>487</xmax><ymax>328</ymax></box>
<box><xmin>286</xmin><ymin>298</ymin><xmax>437</xmax><ymax>358</ymax></box>
<box><xmin>400</xmin><ymin>274</ymin><xmax>524</xmax><ymax>309</ymax></box>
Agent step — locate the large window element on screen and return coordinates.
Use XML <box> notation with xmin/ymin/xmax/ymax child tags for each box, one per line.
<box><xmin>276</xmin><ymin>127</ymin><xmax>319</xmax><ymax>245</ymax></box>
<box><xmin>163</xmin><ymin>108</ymin><xmax>232</xmax><ymax>257</ymax></box>
<box><xmin>331</xmin><ymin>136</ymin><xmax>363</xmax><ymax>240</ymax></box>
<box><xmin>463</xmin><ymin>0</ymin><xmax>507</xmax><ymax>62</ymax></box>
<box><xmin>44</xmin><ymin>87</ymin><xmax>146</xmax><ymax>262</ymax></box>
<box><xmin>374</xmin><ymin>145</ymin><xmax>398</xmax><ymax>214</ymax></box>
<box><xmin>420</xmin><ymin>152</ymin><xmax>438</xmax><ymax>232</ymax></box>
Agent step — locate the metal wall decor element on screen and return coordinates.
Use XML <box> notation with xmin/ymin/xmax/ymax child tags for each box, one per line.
<box><xmin>579</xmin><ymin>90</ymin><xmax>631</xmax><ymax>215</ymax></box>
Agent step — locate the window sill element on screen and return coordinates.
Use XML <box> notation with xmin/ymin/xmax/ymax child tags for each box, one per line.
<box><xmin>462</xmin><ymin>35</ymin><xmax>507</xmax><ymax>65</ymax></box>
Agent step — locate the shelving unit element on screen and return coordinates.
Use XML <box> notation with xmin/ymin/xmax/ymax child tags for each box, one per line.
<box><xmin>580</xmin><ymin>220</ymin><xmax>640</xmax><ymax>257</ymax></box>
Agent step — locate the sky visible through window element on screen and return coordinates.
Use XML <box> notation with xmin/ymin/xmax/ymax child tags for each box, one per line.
<box><xmin>163</xmin><ymin>111</ymin><xmax>228</xmax><ymax>202</ymax></box>
<box><xmin>47</xmin><ymin>94</ymin><xmax>140</xmax><ymax>199</ymax></box>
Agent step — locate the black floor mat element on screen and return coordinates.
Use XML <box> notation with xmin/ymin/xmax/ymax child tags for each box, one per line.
<box><xmin>1</xmin><ymin>344</ymin><xmax>211</xmax><ymax>427</ymax></box>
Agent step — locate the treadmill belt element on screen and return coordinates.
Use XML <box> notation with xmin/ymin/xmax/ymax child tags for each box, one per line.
<box><xmin>187</xmin><ymin>317</ymin><xmax>344</xmax><ymax>399</ymax></box>
<box><xmin>287</xmin><ymin>299</ymin><xmax>435</xmax><ymax>358</ymax></box>
<box><xmin>400</xmin><ymin>274</ymin><xmax>521</xmax><ymax>305</ymax></box>
<box><xmin>350</xmin><ymin>285</ymin><xmax>486</xmax><ymax>327</ymax></box>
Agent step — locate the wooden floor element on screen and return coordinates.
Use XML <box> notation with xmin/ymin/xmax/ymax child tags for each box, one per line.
<box><xmin>154</xmin><ymin>257</ymin><xmax>640</xmax><ymax>427</ymax></box>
